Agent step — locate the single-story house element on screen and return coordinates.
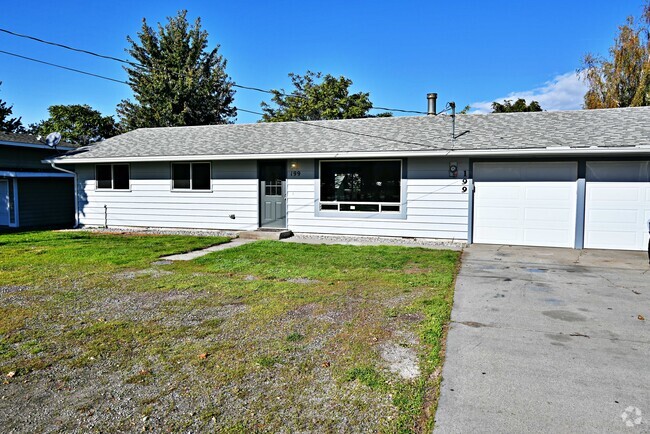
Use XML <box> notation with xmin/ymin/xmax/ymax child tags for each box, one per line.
<box><xmin>48</xmin><ymin>105</ymin><xmax>650</xmax><ymax>251</ymax></box>
<box><xmin>1</xmin><ymin>132</ymin><xmax>76</xmax><ymax>229</ymax></box>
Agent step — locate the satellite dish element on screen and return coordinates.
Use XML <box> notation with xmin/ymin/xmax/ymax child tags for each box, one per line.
<box><xmin>45</xmin><ymin>132</ymin><xmax>62</xmax><ymax>148</ymax></box>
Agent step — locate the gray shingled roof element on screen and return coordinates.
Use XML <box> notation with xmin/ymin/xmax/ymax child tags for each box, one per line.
<box><xmin>0</xmin><ymin>131</ymin><xmax>76</xmax><ymax>148</ymax></box>
<box><xmin>53</xmin><ymin>107</ymin><xmax>650</xmax><ymax>162</ymax></box>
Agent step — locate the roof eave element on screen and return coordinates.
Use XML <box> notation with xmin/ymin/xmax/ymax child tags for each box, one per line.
<box><xmin>46</xmin><ymin>146</ymin><xmax>650</xmax><ymax>164</ymax></box>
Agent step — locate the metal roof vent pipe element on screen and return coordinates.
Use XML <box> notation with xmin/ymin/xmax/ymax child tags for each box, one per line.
<box><xmin>427</xmin><ymin>93</ymin><xmax>438</xmax><ymax>115</ymax></box>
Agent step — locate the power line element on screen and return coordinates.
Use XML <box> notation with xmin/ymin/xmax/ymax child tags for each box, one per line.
<box><xmin>0</xmin><ymin>49</ymin><xmax>452</xmax><ymax>150</ymax></box>
<box><xmin>235</xmin><ymin>108</ymin><xmax>452</xmax><ymax>150</ymax></box>
<box><xmin>0</xmin><ymin>27</ymin><xmax>140</xmax><ymax>67</ymax></box>
<box><xmin>0</xmin><ymin>49</ymin><xmax>129</xmax><ymax>85</ymax></box>
<box><xmin>0</xmin><ymin>27</ymin><xmax>428</xmax><ymax>114</ymax></box>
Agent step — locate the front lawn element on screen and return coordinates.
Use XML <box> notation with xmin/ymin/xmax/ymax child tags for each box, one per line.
<box><xmin>0</xmin><ymin>231</ymin><xmax>459</xmax><ymax>433</ymax></box>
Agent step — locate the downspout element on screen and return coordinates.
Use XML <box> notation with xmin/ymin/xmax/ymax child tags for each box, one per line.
<box><xmin>50</xmin><ymin>162</ymin><xmax>79</xmax><ymax>228</ymax></box>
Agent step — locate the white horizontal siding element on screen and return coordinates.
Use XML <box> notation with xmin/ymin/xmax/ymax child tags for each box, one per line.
<box><xmin>286</xmin><ymin>158</ymin><xmax>470</xmax><ymax>240</ymax></box>
<box><xmin>76</xmin><ymin>161</ymin><xmax>258</xmax><ymax>230</ymax></box>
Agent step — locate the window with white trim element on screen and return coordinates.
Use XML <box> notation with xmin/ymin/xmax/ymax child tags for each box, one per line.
<box><xmin>172</xmin><ymin>162</ymin><xmax>211</xmax><ymax>190</ymax></box>
<box><xmin>319</xmin><ymin>160</ymin><xmax>401</xmax><ymax>212</ymax></box>
<box><xmin>96</xmin><ymin>164</ymin><xmax>130</xmax><ymax>190</ymax></box>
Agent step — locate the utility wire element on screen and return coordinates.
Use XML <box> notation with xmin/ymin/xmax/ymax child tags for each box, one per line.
<box><xmin>0</xmin><ymin>27</ymin><xmax>428</xmax><ymax>114</ymax></box>
<box><xmin>0</xmin><ymin>49</ymin><xmax>129</xmax><ymax>85</ymax></box>
<box><xmin>235</xmin><ymin>108</ymin><xmax>454</xmax><ymax>150</ymax></box>
<box><xmin>0</xmin><ymin>27</ymin><xmax>140</xmax><ymax>67</ymax></box>
<box><xmin>0</xmin><ymin>49</ymin><xmax>454</xmax><ymax>150</ymax></box>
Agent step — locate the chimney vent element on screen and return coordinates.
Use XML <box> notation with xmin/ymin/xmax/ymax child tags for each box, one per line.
<box><xmin>427</xmin><ymin>93</ymin><xmax>438</xmax><ymax>115</ymax></box>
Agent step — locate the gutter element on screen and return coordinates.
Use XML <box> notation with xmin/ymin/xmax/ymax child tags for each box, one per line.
<box><xmin>45</xmin><ymin>146</ymin><xmax>650</xmax><ymax>164</ymax></box>
<box><xmin>49</xmin><ymin>162</ymin><xmax>79</xmax><ymax>228</ymax></box>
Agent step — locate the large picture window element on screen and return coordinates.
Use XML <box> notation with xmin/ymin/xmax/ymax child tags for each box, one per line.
<box><xmin>96</xmin><ymin>164</ymin><xmax>130</xmax><ymax>190</ymax></box>
<box><xmin>172</xmin><ymin>162</ymin><xmax>211</xmax><ymax>190</ymax></box>
<box><xmin>320</xmin><ymin>160</ymin><xmax>401</xmax><ymax>213</ymax></box>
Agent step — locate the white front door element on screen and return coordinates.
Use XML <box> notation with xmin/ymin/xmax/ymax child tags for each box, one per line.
<box><xmin>584</xmin><ymin>161</ymin><xmax>650</xmax><ymax>251</ymax></box>
<box><xmin>0</xmin><ymin>180</ymin><xmax>9</xmax><ymax>226</ymax></box>
<box><xmin>473</xmin><ymin>162</ymin><xmax>578</xmax><ymax>248</ymax></box>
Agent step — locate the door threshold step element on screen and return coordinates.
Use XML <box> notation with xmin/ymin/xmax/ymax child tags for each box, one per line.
<box><xmin>237</xmin><ymin>230</ymin><xmax>294</xmax><ymax>240</ymax></box>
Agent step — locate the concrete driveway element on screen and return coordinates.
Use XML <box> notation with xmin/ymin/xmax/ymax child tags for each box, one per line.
<box><xmin>434</xmin><ymin>245</ymin><xmax>649</xmax><ymax>433</ymax></box>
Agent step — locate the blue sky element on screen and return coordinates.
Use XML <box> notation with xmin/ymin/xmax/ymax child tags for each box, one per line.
<box><xmin>0</xmin><ymin>0</ymin><xmax>643</xmax><ymax>125</ymax></box>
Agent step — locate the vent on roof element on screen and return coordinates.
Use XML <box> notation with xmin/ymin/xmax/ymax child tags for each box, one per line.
<box><xmin>427</xmin><ymin>93</ymin><xmax>437</xmax><ymax>116</ymax></box>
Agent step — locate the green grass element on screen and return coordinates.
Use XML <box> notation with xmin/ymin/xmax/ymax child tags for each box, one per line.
<box><xmin>0</xmin><ymin>231</ymin><xmax>459</xmax><ymax>433</ymax></box>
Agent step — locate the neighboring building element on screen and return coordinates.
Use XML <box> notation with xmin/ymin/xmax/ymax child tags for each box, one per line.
<box><xmin>0</xmin><ymin>132</ymin><xmax>76</xmax><ymax>229</ymax></box>
<box><xmin>48</xmin><ymin>106</ymin><xmax>650</xmax><ymax>251</ymax></box>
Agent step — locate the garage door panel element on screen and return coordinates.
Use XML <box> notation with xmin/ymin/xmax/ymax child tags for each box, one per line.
<box><xmin>524</xmin><ymin>186</ymin><xmax>572</xmax><ymax>201</ymax></box>
<box><xmin>586</xmin><ymin>230</ymin><xmax>641</xmax><ymax>249</ymax></box>
<box><xmin>479</xmin><ymin>206</ymin><xmax>521</xmax><ymax>220</ymax></box>
<box><xmin>590</xmin><ymin>187</ymin><xmax>640</xmax><ymax>202</ymax></box>
<box><xmin>474</xmin><ymin>181</ymin><xmax>577</xmax><ymax>248</ymax></box>
<box><xmin>584</xmin><ymin>181</ymin><xmax>650</xmax><ymax>251</ymax></box>
<box><xmin>587</xmin><ymin>209</ymin><xmax>638</xmax><ymax>224</ymax></box>
<box><xmin>524</xmin><ymin>228</ymin><xmax>573</xmax><ymax>245</ymax></box>
<box><xmin>523</xmin><ymin>209</ymin><xmax>573</xmax><ymax>226</ymax></box>
<box><xmin>477</xmin><ymin>186</ymin><xmax>523</xmax><ymax>200</ymax></box>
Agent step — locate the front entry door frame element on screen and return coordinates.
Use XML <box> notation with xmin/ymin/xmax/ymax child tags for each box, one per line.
<box><xmin>259</xmin><ymin>160</ymin><xmax>287</xmax><ymax>229</ymax></box>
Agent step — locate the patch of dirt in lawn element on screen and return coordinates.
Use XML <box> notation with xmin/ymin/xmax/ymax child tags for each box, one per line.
<box><xmin>380</xmin><ymin>329</ymin><xmax>421</xmax><ymax>380</ymax></box>
<box><xmin>285</xmin><ymin>277</ymin><xmax>321</xmax><ymax>284</ymax></box>
<box><xmin>0</xmin><ymin>285</ymin><xmax>31</xmax><ymax>294</ymax></box>
<box><xmin>113</xmin><ymin>268</ymin><xmax>173</xmax><ymax>280</ymax></box>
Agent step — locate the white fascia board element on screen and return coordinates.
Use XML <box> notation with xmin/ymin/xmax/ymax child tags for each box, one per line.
<box><xmin>0</xmin><ymin>141</ymin><xmax>75</xmax><ymax>151</ymax></box>
<box><xmin>46</xmin><ymin>146</ymin><xmax>650</xmax><ymax>164</ymax></box>
<box><xmin>0</xmin><ymin>171</ymin><xmax>74</xmax><ymax>178</ymax></box>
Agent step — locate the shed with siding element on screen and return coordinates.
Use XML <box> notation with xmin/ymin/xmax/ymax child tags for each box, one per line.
<box><xmin>0</xmin><ymin>132</ymin><xmax>76</xmax><ymax>229</ymax></box>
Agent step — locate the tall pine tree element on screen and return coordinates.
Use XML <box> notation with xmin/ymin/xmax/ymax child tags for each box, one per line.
<box><xmin>117</xmin><ymin>10</ymin><xmax>236</xmax><ymax>130</ymax></box>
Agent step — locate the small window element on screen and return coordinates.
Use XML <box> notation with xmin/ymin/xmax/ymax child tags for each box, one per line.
<box><xmin>96</xmin><ymin>164</ymin><xmax>129</xmax><ymax>190</ymax></box>
<box><xmin>172</xmin><ymin>162</ymin><xmax>211</xmax><ymax>190</ymax></box>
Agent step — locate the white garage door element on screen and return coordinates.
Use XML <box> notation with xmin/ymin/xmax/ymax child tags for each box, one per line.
<box><xmin>584</xmin><ymin>161</ymin><xmax>650</xmax><ymax>251</ymax></box>
<box><xmin>473</xmin><ymin>162</ymin><xmax>578</xmax><ymax>248</ymax></box>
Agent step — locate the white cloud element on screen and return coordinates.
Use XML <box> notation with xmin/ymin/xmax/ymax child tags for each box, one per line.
<box><xmin>470</xmin><ymin>71</ymin><xmax>588</xmax><ymax>113</ymax></box>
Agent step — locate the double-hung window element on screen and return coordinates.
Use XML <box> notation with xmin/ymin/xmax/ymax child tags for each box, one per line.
<box><xmin>319</xmin><ymin>160</ymin><xmax>402</xmax><ymax>213</ymax></box>
<box><xmin>96</xmin><ymin>164</ymin><xmax>130</xmax><ymax>190</ymax></box>
<box><xmin>172</xmin><ymin>162</ymin><xmax>211</xmax><ymax>191</ymax></box>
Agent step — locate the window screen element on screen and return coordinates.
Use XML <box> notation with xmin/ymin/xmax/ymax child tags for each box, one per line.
<box><xmin>112</xmin><ymin>165</ymin><xmax>130</xmax><ymax>190</ymax></box>
<box><xmin>191</xmin><ymin>163</ymin><xmax>211</xmax><ymax>190</ymax></box>
<box><xmin>172</xmin><ymin>163</ymin><xmax>191</xmax><ymax>189</ymax></box>
<box><xmin>172</xmin><ymin>163</ymin><xmax>211</xmax><ymax>190</ymax></box>
<box><xmin>96</xmin><ymin>165</ymin><xmax>113</xmax><ymax>189</ymax></box>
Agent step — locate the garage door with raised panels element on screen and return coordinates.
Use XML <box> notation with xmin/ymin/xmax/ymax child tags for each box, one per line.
<box><xmin>473</xmin><ymin>162</ymin><xmax>578</xmax><ymax>248</ymax></box>
<box><xmin>584</xmin><ymin>161</ymin><xmax>650</xmax><ymax>251</ymax></box>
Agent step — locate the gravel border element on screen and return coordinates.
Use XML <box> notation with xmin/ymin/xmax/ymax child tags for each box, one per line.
<box><xmin>61</xmin><ymin>226</ymin><xmax>238</xmax><ymax>238</ymax></box>
<box><xmin>62</xmin><ymin>226</ymin><xmax>466</xmax><ymax>250</ymax></box>
<box><xmin>282</xmin><ymin>233</ymin><xmax>466</xmax><ymax>250</ymax></box>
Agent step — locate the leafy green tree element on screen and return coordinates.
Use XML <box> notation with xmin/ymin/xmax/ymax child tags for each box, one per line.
<box><xmin>261</xmin><ymin>71</ymin><xmax>388</xmax><ymax>121</ymax></box>
<box><xmin>491</xmin><ymin>99</ymin><xmax>543</xmax><ymax>113</ymax></box>
<box><xmin>0</xmin><ymin>82</ymin><xmax>24</xmax><ymax>133</ymax></box>
<box><xmin>581</xmin><ymin>2</ymin><xmax>650</xmax><ymax>108</ymax></box>
<box><xmin>30</xmin><ymin>104</ymin><xmax>118</xmax><ymax>145</ymax></box>
<box><xmin>117</xmin><ymin>10</ymin><xmax>236</xmax><ymax>130</ymax></box>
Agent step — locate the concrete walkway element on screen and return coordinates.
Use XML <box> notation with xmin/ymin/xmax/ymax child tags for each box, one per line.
<box><xmin>434</xmin><ymin>245</ymin><xmax>649</xmax><ymax>433</ymax></box>
<box><xmin>161</xmin><ymin>239</ymin><xmax>254</xmax><ymax>261</ymax></box>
